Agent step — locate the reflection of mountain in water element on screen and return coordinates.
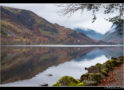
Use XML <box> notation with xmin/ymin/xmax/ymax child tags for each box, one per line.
<box><xmin>101</xmin><ymin>47</ymin><xmax>123</xmax><ymax>58</ymax></box>
<box><xmin>0</xmin><ymin>47</ymin><xmax>93</xmax><ymax>84</ymax></box>
<box><xmin>75</xmin><ymin>49</ymin><xmax>104</xmax><ymax>61</ymax></box>
<box><xmin>74</xmin><ymin>47</ymin><xmax>123</xmax><ymax>61</ymax></box>
<box><xmin>0</xmin><ymin>46</ymin><xmax>123</xmax><ymax>84</ymax></box>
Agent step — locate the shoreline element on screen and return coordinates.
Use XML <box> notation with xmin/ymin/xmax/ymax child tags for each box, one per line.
<box><xmin>98</xmin><ymin>63</ymin><xmax>124</xmax><ymax>86</ymax></box>
<box><xmin>1</xmin><ymin>45</ymin><xmax>124</xmax><ymax>47</ymax></box>
<box><xmin>52</xmin><ymin>56</ymin><xmax>124</xmax><ymax>86</ymax></box>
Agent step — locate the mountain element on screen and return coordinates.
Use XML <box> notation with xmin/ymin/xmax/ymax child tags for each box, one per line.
<box><xmin>101</xmin><ymin>24</ymin><xmax>124</xmax><ymax>44</ymax></box>
<box><xmin>74</xmin><ymin>28</ymin><xmax>103</xmax><ymax>40</ymax></box>
<box><xmin>0</xmin><ymin>6</ymin><xmax>96</xmax><ymax>45</ymax></box>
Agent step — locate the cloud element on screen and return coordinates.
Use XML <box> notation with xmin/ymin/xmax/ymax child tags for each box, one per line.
<box><xmin>0</xmin><ymin>4</ymin><xmax>114</xmax><ymax>34</ymax></box>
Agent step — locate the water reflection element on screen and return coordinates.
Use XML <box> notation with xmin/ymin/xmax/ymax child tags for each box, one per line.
<box><xmin>0</xmin><ymin>46</ymin><xmax>123</xmax><ymax>86</ymax></box>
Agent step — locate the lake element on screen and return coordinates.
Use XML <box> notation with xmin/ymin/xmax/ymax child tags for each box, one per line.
<box><xmin>0</xmin><ymin>45</ymin><xmax>123</xmax><ymax>86</ymax></box>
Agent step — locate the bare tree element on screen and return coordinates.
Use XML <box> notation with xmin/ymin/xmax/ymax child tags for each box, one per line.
<box><xmin>58</xmin><ymin>3</ymin><xmax>124</xmax><ymax>25</ymax></box>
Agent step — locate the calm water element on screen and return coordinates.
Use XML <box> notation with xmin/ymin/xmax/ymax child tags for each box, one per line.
<box><xmin>0</xmin><ymin>46</ymin><xmax>123</xmax><ymax>86</ymax></box>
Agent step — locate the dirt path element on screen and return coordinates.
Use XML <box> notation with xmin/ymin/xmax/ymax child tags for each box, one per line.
<box><xmin>98</xmin><ymin>63</ymin><xmax>124</xmax><ymax>86</ymax></box>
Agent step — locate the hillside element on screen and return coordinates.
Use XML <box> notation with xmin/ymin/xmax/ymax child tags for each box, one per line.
<box><xmin>101</xmin><ymin>24</ymin><xmax>124</xmax><ymax>44</ymax></box>
<box><xmin>0</xmin><ymin>6</ymin><xmax>96</xmax><ymax>45</ymax></box>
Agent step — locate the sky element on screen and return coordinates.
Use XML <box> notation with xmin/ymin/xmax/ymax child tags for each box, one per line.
<box><xmin>0</xmin><ymin>4</ymin><xmax>117</xmax><ymax>34</ymax></box>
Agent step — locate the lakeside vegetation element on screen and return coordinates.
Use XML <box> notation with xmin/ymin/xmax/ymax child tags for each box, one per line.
<box><xmin>52</xmin><ymin>56</ymin><xmax>124</xmax><ymax>86</ymax></box>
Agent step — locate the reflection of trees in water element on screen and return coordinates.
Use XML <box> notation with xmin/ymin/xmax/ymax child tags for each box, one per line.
<box><xmin>1</xmin><ymin>46</ymin><xmax>123</xmax><ymax>84</ymax></box>
<box><xmin>0</xmin><ymin>47</ymin><xmax>94</xmax><ymax>84</ymax></box>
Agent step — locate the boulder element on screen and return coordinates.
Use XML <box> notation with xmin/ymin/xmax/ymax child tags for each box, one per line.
<box><xmin>40</xmin><ymin>84</ymin><xmax>48</xmax><ymax>86</ymax></box>
<box><xmin>52</xmin><ymin>76</ymin><xmax>86</xmax><ymax>86</ymax></box>
<box><xmin>80</xmin><ymin>73</ymin><xmax>102</xmax><ymax>85</ymax></box>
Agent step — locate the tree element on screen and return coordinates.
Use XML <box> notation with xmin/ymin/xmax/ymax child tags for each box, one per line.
<box><xmin>58</xmin><ymin>3</ymin><xmax>124</xmax><ymax>26</ymax></box>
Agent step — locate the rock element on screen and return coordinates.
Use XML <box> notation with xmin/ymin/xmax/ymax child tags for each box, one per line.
<box><xmin>40</xmin><ymin>84</ymin><xmax>48</xmax><ymax>86</ymax></box>
<box><xmin>47</xmin><ymin>74</ymin><xmax>53</xmax><ymax>76</ymax></box>
<box><xmin>100</xmin><ymin>68</ymin><xmax>109</xmax><ymax>76</ymax></box>
<box><xmin>81</xmin><ymin>56</ymin><xmax>124</xmax><ymax>86</ymax></box>
<box><xmin>104</xmin><ymin>58</ymin><xmax>123</xmax><ymax>70</ymax></box>
<box><xmin>116</xmin><ymin>56</ymin><xmax>124</xmax><ymax>63</ymax></box>
<box><xmin>52</xmin><ymin>56</ymin><xmax>124</xmax><ymax>87</ymax></box>
<box><xmin>86</xmin><ymin>63</ymin><xmax>102</xmax><ymax>73</ymax></box>
<box><xmin>118</xmin><ymin>56</ymin><xmax>124</xmax><ymax>60</ymax></box>
<box><xmin>85</xmin><ymin>67</ymin><xmax>88</xmax><ymax>70</ymax></box>
<box><xmin>80</xmin><ymin>73</ymin><xmax>102</xmax><ymax>85</ymax></box>
<box><xmin>103</xmin><ymin>60</ymin><xmax>114</xmax><ymax>71</ymax></box>
<box><xmin>52</xmin><ymin>76</ymin><xmax>86</xmax><ymax>86</ymax></box>
<box><xmin>111</xmin><ymin>57</ymin><xmax>117</xmax><ymax>60</ymax></box>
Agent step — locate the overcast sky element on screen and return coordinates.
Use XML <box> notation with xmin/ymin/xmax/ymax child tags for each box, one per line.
<box><xmin>0</xmin><ymin>4</ymin><xmax>117</xmax><ymax>34</ymax></box>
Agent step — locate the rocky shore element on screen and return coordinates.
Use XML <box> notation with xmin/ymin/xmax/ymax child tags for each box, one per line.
<box><xmin>52</xmin><ymin>56</ymin><xmax>124</xmax><ymax>86</ymax></box>
<box><xmin>98</xmin><ymin>63</ymin><xmax>124</xmax><ymax>86</ymax></box>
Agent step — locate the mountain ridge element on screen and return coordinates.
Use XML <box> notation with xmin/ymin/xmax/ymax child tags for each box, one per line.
<box><xmin>74</xmin><ymin>28</ymin><xmax>103</xmax><ymax>40</ymax></box>
<box><xmin>1</xmin><ymin>6</ymin><xmax>98</xmax><ymax>45</ymax></box>
<box><xmin>101</xmin><ymin>24</ymin><xmax>124</xmax><ymax>44</ymax></box>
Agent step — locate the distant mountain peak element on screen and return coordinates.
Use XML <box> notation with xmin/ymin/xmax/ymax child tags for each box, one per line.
<box><xmin>101</xmin><ymin>23</ymin><xmax>124</xmax><ymax>44</ymax></box>
<box><xmin>74</xmin><ymin>27</ymin><xmax>90</xmax><ymax>31</ymax></box>
<box><xmin>74</xmin><ymin>27</ymin><xmax>103</xmax><ymax>40</ymax></box>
